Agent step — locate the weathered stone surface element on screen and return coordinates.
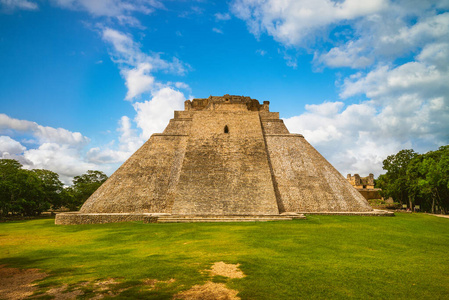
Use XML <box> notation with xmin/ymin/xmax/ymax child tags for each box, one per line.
<box><xmin>56</xmin><ymin>94</ymin><xmax>385</xmax><ymax>225</ymax></box>
<box><xmin>171</xmin><ymin>110</ymin><xmax>279</xmax><ymax>215</ymax></box>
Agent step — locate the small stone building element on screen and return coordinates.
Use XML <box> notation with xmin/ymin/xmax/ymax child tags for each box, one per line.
<box><xmin>56</xmin><ymin>95</ymin><xmax>390</xmax><ymax>224</ymax></box>
<box><xmin>347</xmin><ymin>173</ymin><xmax>382</xmax><ymax>200</ymax></box>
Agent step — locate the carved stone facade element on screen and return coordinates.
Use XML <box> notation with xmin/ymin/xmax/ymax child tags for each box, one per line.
<box><xmin>56</xmin><ymin>95</ymin><xmax>391</xmax><ymax>224</ymax></box>
<box><xmin>347</xmin><ymin>173</ymin><xmax>381</xmax><ymax>200</ymax></box>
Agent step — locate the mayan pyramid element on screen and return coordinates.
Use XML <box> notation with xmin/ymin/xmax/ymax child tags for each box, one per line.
<box><xmin>56</xmin><ymin>95</ymin><xmax>385</xmax><ymax>225</ymax></box>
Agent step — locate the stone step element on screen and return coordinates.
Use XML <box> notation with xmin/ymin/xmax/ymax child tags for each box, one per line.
<box><xmin>155</xmin><ymin>215</ymin><xmax>305</xmax><ymax>223</ymax></box>
<box><xmin>158</xmin><ymin>214</ymin><xmax>303</xmax><ymax>218</ymax></box>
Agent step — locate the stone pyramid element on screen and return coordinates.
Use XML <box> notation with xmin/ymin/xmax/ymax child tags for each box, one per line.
<box><xmin>56</xmin><ymin>95</ymin><xmax>386</xmax><ymax>225</ymax></box>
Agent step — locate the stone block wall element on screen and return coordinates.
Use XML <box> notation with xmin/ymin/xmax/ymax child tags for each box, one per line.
<box><xmin>80</xmin><ymin>134</ymin><xmax>188</xmax><ymax>213</ymax></box>
<box><xmin>265</xmin><ymin>135</ymin><xmax>373</xmax><ymax>212</ymax></box>
<box><xmin>171</xmin><ymin>110</ymin><xmax>279</xmax><ymax>215</ymax></box>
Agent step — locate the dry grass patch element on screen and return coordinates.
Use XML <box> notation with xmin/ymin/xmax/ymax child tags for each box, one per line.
<box><xmin>0</xmin><ymin>267</ymin><xmax>130</xmax><ymax>300</ymax></box>
<box><xmin>142</xmin><ymin>278</ymin><xmax>176</xmax><ymax>289</ymax></box>
<box><xmin>174</xmin><ymin>281</ymin><xmax>240</xmax><ymax>300</ymax></box>
<box><xmin>45</xmin><ymin>284</ymin><xmax>84</xmax><ymax>300</ymax></box>
<box><xmin>210</xmin><ymin>262</ymin><xmax>245</xmax><ymax>279</ymax></box>
<box><xmin>0</xmin><ymin>265</ymin><xmax>47</xmax><ymax>300</ymax></box>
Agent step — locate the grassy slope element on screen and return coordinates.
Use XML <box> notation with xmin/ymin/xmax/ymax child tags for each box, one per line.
<box><xmin>1</xmin><ymin>213</ymin><xmax>449</xmax><ymax>299</ymax></box>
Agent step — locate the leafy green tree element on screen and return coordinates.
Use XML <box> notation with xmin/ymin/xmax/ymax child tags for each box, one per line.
<box><xmin>0</xmin><ymin>159</ymin><xmax>109</xmax><ymax>216</ymax></box>
<box><xmin>0</xmin><ymin>159</ymin><xmax>21</xmax><ymax>216</ymax></box>
<box><xmin>0</xmin><ymin>159</ymin><xmax>48</xmax><ymax>217</ymax></box>
<box><xmin>66</xmin><ymin>170</ymin><xmax>108</xmax><ymax>210</ymax></box>
<box><xmin>32</xmin><ymin>169</ymin><xmax>65</xmax><ymax>210</ymax></box>
<box><xmin>436</xmin><ymin>145</ymin><xmax>449</xmax><ymax>213</ymax></box>
<box><xmin>379</xmin><ymin>149</ymin><xmax>418</xmax><ymax>208</ymax></box>
<box><xmin>379</xmin><ymin>146</ymin><xmax>449</xmax><ymax>213</ymax></box>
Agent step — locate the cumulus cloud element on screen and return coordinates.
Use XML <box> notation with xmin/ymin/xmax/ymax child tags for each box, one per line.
<box><xmin>316</xmin><ymin>41</ymin><xmax>374</xmax><ymax>69</ymax></box>
<box><xmin>51</xmin><ymin>0</ymin><xmax>164</xmax><ymax>27</ymax></box>
<box><xmin>122</xmin><ymin>63</ymin><xmax>155</xmax><ymax>100</ymax></box>
<box><xmin>215</xmin><ymin>12</ymin><xmax>231</xmax><ymax>21</ymax></box>
<box><xmin>285</xmin><ymin>43</ymin><xmax>449</xmax><ymax>176</ymax></box>
<box><xmin>0</xmin><ymin>135</ymin><xmax>26</xmax><ymax>156</ymax></box>
<box><xmin>102</xmin><ymin>27</ymin><xmax>189</xmax><ymax>100</ymax></box>
<box><xmin>231</xmin><ymin>0</ymin><xmax>387</xmax><ymax>46</ymax></box>
<box><xmin>285</xmin><ymin>102</ymin><xmax>404</xmax><ymax>176</ymax></box>
<box><xmin>319</xmin><ymin>11</ymin><xmax>449</xmax><ymax>69</ymax></box>
<box><xmin>133</xmin><ymin>87</ymin><xmax>185</xmax><ymax>139</ymax></box>
<box><xmin>84</xmin><ymin>88</ymin><xmax>185</xmax><ymax>171</ymax></box>
<box><xmin>232</xmin><ymin>0</ymin><xmax>449</xmax><ymax>70</ymax></box>
<box><xmin>0</xmin><ymin>112</ymin><xmax>154</xmax><ymax>184</ymax></box>
<box><xmin>340</xmin><ymin>54</ymin><xmax>449</xmax><ymax>101</ymax></box>
<box><xmin>23</xmin><ymin>143</ymin><xmax>98</xmax><ymax>184</ymax></box>
<box><xmin>231</xmin><ymin>0</ymin><xmax>449</xmax><ymax>177</ymax></box>
<box><xmin>0</xmin><ymin>114</ymin><xmax>89</xmax><ymax>146</ymax></box>
<box><xmin>0</xmin><ymin>115</ymin><xmax>98</xmax><ymax>184</ymax></box>
<box><xmin>86</xmin><ymin>116</ymin><xmax>142</xmax><ymax>166</ymax></box>
<box><xmin>0</xmin><ymin>0</ymin><xmax>38</xmax><ymax>11</ymax></box>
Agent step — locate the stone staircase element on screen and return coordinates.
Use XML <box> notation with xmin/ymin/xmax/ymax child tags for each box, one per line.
<box><xmin>150</xmin><ymin>214</ymin><xmax>306</xmax><ymax>223</ymax></box>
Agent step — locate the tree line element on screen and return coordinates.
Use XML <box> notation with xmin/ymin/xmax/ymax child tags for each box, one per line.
<box><xmin>0</xmin><ymin>159</ymin><xmax>108</xmax><ymax>218</ymax></box>
<box><xmin>377</xmin><ymin>145</ymin><xmax>449</xmax><ymax>213</ymax></box>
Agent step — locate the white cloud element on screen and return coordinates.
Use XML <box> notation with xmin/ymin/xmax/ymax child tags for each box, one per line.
<box><xmin>417</xmin><ymin>42</ymin><xmax>449</xmax><ymax>71</ymax></box>
<box><xmin>174</xmin><ymin>82</ymin><xmax>189</xmax><ymax>90</ymax></box>
<box><xmin>85</xmin><ymin>115</ymin><xmax>142</xmax><ymax>168</ymax></box>
<box><xmin>0</xmin><ymin>113</ymin><xmax>90</xmax><ymax>146</ymax></box>
<box><xmin>256</xmin><ymin>49</ymin><xmax>267</xmax><ymax>56</ymax></box>
<box><xmin>231</xmin><ymin>0</ymin><xmax>387</xmax><ymax>46</ymax></box>
<box><xmin>23</xmin><ymin>142</ymin><xmax>101</xmax><ymax>184</ymax></box>
<box><xmin>1</xmin><ymin>0</ymin><xmax>38</xmax><ymax>11</ymax></box>
<box><xmin>285</xmin><ymin>42</ymin><xmax>449</xmax><ymax>177</ymax></box>
<box><xmin>122</xmin><ymin>63</ymin><xmax>155</xmax><ymax>100</ymax></box>
<box><xmin>133</xmin><ymin>87</ymin><xmax>185</xmax><ymax>139</ymax></box>
<box><xmin>102</xmin><ymin>27</ymin><xmax>189</xmax><ymax>100</ymax></box>
<box><xmin>212</xmin><ymin>27</ymin><xmax>224</xmax><ymax>34</ymax></box>
<box><xmin>117</xmin><ymin>115</ymin><xmax>142</xmax><ymax>153</ymax></box>
<box><xmin>340</xmin><ymin>59</ymin><xmax>449</xmax><ymax>101</ymax></box>
<box><xmin>83</xmin><ymin>88</ymin><xmax>186</xmax><ymax>169</ymax></box>
<box><xmin>316</xmin><ymin>8</ymin><xmax>449</xmax><ymax>69</ymax></box>
<box><xmin>316</xmin><ymin>41</ymin><xmax>373</xmax><ymax>69</ymax></box>
<box><xmin>285</xmin><ymin>101</ymin><xmax>410</xmax><ymax>177</ymax></box>
<box><xmin>0</xmin><ymin>135</ymin><xmax>25</xmax><ymax>156</ymax></box>
<box><xmin>51</xmin><ymin>0</ymin><xmax>164</xmax><ymax>19</ymax></box>
<box><xmin>215</xmin><ymin>12</ymin><xmax>231</xmax><ymax>21</ymax></box>
<box><xmin>0</xmin><ymin>113</ymin><xmax>148</xmax><ymax>184</ymax></box>
<box><xmin>0</xmin><ymin>114</ymin><xmax>99</xmax><ymax>184</ymax></box>
<box><xmin>231</xmin><ymin>0</ymin><xmax>449</xmax><ymax>70</ymax></box>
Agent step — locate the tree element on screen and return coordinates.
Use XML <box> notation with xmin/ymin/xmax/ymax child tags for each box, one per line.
<box><xmin>0</xmin><ymin>159</ymin><xmax>47</xmax><ymax>217</ymax></box>
<box><xmin>379</xmin><ymin>146</ymin><xmax>449</xmax><ymax>213</ymax></box>
<box><xmin>66</xmin><ymin>170</ymin><xmax>108</xmax><ymax>210</ymax></box>
<box><xmin>0</xmin><ymin>159</ymin><xmax>23</xmax><ymax>217</ymax></box>
<box><xmin>379</xmin><ymin>149</ymin><xmax>418</xmax><ymax>208</ymax></box>
<box><xmin>0</xmin><ymin>159</ymin><xmax>109</xmax><ymax>216</ymax></box>
<box><xmin>32</xmin><ymin>169</ymin><xmax>65</xmax><ymax>210</ymax></box>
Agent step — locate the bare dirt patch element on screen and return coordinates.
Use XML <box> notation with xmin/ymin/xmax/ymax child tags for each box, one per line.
<box><xmin>0</xmin><ymin>265</ymin><xmax>47</xmax><ymax>300</ymax></box>
<box><xmin>0</xmin><ymin>268</ymin><xmax>127</xmax><ymax>300</ymax></box>
<box><xmin>173</xmin><ymin>281</ymin><xmax>240</xmax><ymax>300</ymax></box>
<box><xmin>142</xmin><ymin>278</ymin><xmax>176</xmax><ymax>289</ymax></box>
<box><xmin>93</xmin><ymin>278</ymin><xmax>119</xmax><ymax>291</ymax></box>
<box><xmin>45</xmin><ymin>284</ymin><xmax>84</xmax><ymax>300</ymax></box>
<box><xmin>210</xmin><ymin>262</ymin><xmax>245</xmax><ymax>279</ymax></box>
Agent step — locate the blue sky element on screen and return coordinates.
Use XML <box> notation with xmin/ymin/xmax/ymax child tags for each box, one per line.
<box><xmin>1</xmin><ymin>0</ymin><xmax>448</xmax><ymax>183</ymax></box>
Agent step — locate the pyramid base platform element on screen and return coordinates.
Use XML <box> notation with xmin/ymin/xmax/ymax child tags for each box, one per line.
<box><xmin>54</xmin><ymin>212</ymin><xmax>306</xmax><ymax>225</ymax></box>
<box><xmin>55</xmin><ymin>210</ymin><xmax>393</xmax><ymax>225</ymax></box>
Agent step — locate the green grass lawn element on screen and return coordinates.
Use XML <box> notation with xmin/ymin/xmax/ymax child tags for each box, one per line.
<box><xmin>1</xmin><ymin>213</ymin><xmax>449</xmax><ymax>299</ymax></box>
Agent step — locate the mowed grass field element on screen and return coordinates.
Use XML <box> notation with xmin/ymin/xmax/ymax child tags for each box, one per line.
<box><xmin>1</xmin><ymin>213</ymin><xmax>449</xmax><ymax>299</ymax></box>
